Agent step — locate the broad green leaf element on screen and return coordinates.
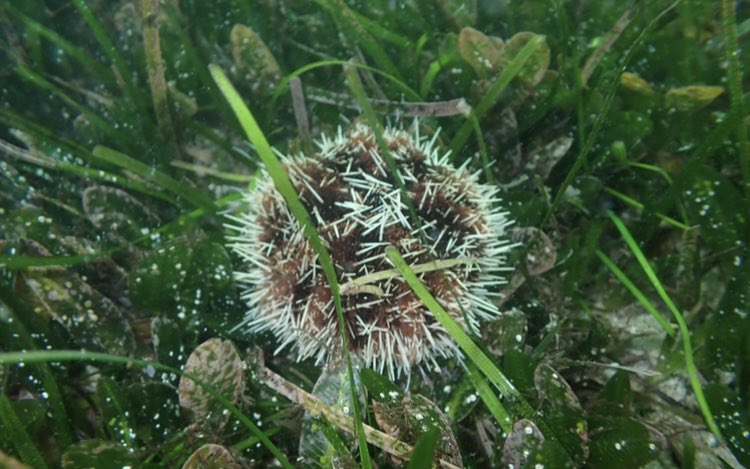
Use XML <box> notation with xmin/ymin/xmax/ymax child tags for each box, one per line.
<box><xmin>587</xmin><ymin>416</ymin><xmax>664</xmax><ymax>468</ymax></box>
<box><xmin>534</xmin><ymin>365</ymin><xmax>587</xmax><ymax>464</ymax></box>
<box><xmin>704</xmin><ymin>384</ymin><xmax>750</xmax><ymax>466</ymax></box>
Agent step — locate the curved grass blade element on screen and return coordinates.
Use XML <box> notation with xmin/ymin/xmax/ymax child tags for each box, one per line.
<box><xmin>0</xmin><ymin>193</ymin><xmax>241</xmax><ymax>269</ymax></box>
<box><xmin>595</xmin><ymin>249</ymin><xmax>677</xmax><ymax>337</ymax></box>
<box><xmin>208</xmin><ymin>64</ymin><xmax>372</xmax><ymax>469</ymax></box>
<box><xmin>0</xmin><ymin>350</ymin><xmax>293</xmax><ymax>469</ymax></box>
<box><xmin>606</xmin><ymin>210</ymin><xmax>722</xmax><ymax>439</ymax></box>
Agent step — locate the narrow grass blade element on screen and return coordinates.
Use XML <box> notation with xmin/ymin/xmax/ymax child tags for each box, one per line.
<box><xmin>543</xmin><ymin>1</ymin><xmax>681</xmax><ymax>225</ymax></box>
<box><xmin>71</xmin><ymin>0</ymin><xmax>142</xmax><ymax>108</ymax></box>
<box><xmin>449</xmin><ymin>35</ymin><xmax>545</xmax><ymax>155</ymax></box>
<box><xmin>603</xmin><ymin>187</ymin><xmax>691</xmax><ymax>230</ymax></box>
<box><xmin>11</xmin><ymin>9</ymin><xmax>115</xmax><ymax>85</ymax></box>
<box><xmin>316</xmin><ymin>0</ymin><xmax>403</xmax><ymax>81</ymax></box>
<box><xmin>271</xmin><ymin>60</ymin><xmax>420</xmax><ymax>109</ymax></box>
<box><xmin>14</xmin><ymin>66</ymin><xmax>119</xmax><ymax>139</ymax></box>
<box><xmin>0</xmin><ymin>285</ymin><xmax>73</xmax><ymax>449</ymax></box>
<box><xmin>0</xmin><ymin>350</ymin><xmax>293</xmax><ymax>469</ymax></box>
<box><xmin>385</xmin><ymin>247</ymin><xmax>525</xmax><ymax>413</ymax></box>
<box><xmin>606</xmin><ymin>210</ymin><xmax>722</xmax><ymax>439</ymax></box>
<box><xmin>92</xmin><ymin>146</ymin><xmax>215</xmax><ymax>212</ymax></box>
<box><xmin>721</xmin><ymin>0</ymin><xmax>750</xmax><ymax>201</ymax></box>
<box><xmin>0</xmin><ymin>193</ymin><xmax>241</xmax><ymax>269</ymax></box>
<box><xmin>595</xmin><ymin>249</ymin><xmax>677</xmax><ymax>337</ymax></box>
<box><xmin>0</xmin><ymin>394</ymin><xmax>47</xmax><ymax>469</ymax></box>
<box><xmin>465</xmin><ymin>362</ymin><xmax>512</xmax><ymax>433</ymax></box>
<box><xmin>208</xmin><ymin>64</ymin><xmax>372</xmax><ymax>468</ymax></box>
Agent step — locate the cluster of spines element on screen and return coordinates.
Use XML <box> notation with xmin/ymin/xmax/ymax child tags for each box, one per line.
<box><xmin>227</xmin><ymin>121</ymin><xmax>512</xmax><ymax>380</ymax></box>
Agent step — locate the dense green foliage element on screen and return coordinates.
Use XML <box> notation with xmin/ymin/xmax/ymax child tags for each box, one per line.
<box><xmin>0</xmin><ymin>0</ymin><xmax>748</xmax><ymax>467</ymax></box>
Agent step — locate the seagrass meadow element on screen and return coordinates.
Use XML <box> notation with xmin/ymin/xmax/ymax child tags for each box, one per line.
<box><xmin>0</xmin><ymin>0</ymin><xmax>749</xmax><ymax>467</ymax></box>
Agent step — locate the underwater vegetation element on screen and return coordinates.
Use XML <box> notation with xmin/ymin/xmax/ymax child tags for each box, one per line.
<box><xmin>0</xmin><ymin>0</ymin><xmax>748</xmax><ymax>467</ymax></box>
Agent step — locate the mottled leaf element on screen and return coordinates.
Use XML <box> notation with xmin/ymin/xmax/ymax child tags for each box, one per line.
<box><xmin>231</xmin><ymin>24</ymin><xmax>281</xmax><ymax>95</ymax></box>
<box><xmin>665</xmin><ymin>85</ymin><xmax>724</xmax><ymax>111</ymax></box>
<box><xmin>502</xmin><ymin>419</ymin><xmax>545</xmax><ymax>468</ymax></box>
<box><xmin>178</xmin><ymin>338</ymin><xmax>244</xmax><ymax>430</ymax></box>
<box><xmin>620</xmin><ymin>72</ymin><xmax>656</xmax><ymax>95</ymax></box>
<box><xmin>458</xmin><ymin>27</ymin><xmax>504</xmax><ymax>78</ymax></box>
<box><xmin>504</xmin><ymin>32</ymin><xmax>550</xmax><ymax>89</ymax></box>
<box><xmin>82</xmin><ymin>185</ymin><xmax>159</xmax><ymax>241</ymax></box>
<box><xmin>372</xmin><ymin>394</ymin><xmax>462</xmax><ymax>467</ymax></box>
<box><xmin>182</xmin><ymin>443</ymin><xmax>244</xmax><ymax>469</ymax></box>
<box><xmin>61</xmin><ymin>440</ymin><xmax>135</xmax><ymax>468</ymax></box>
<box><xmin>525</xmin><ymin>135</ymin><xmax>573</xmax><ymax>181</ymax></box>
<box><xmin>16</xmin><ymin>241</ymin><xmax>135</xmax><ymax>355</ymax></box>
<box><xmin>484</xmin><ymin>307</ymin><xmax>527</xmax><ymax>357</ymax></box>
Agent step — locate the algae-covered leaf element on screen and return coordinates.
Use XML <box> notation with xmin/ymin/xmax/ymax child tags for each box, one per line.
<box><xmin>61</xmin><ymin>440</ymin><xmax>135</xmax><ymax>468</ymax></box>
<box><xmin>501</xmin><ymin>419</ymin><xmax>545</xmax><ymax>468</ymax></box>
<box><xmin>504</xmin><ymin>32</ymin><xmax>550</xmax><ymax>89</ymax></box>
<box><xmin>298</xmin><ymin>365</ymin><xmax>359</xmax><ymax>467</ymax></box>
<box><xmin>178</xmin><ymin>338</ymin><xmax>244</xmax><ymax>430</ymax></box>
<box><xmin>15</xmin><ymin>240</ymin><xmax>135</xmax><ymax>356</ymax></box>
<box><xmin>484</xmin><ymin>307</ymin><xmax>527</xmax><ymax>357</ymax></box>
<box><xmin>82</xmin><ymin>185</ymin><xmax>160</xmax><ymax>241</ymax></box>
<box><xmin>182</xmin><ymin>443</ymin><xmax>244</xmax><ymax>469</ymax></box>
<box><xmin>458</xmin><ymin>27</ymin><xmax>504</xmax><ymax>78</ymax></box>
<box><xmin>372</xmin><ymin>394</ymin><xmax>462</xmax><ymax>467</ymax></box>
<box><xmin>620</xmin><ymin>72</ymin><xmax>656</xmax><ymax>95</ymax></box>
<box><xmin>231</xmin><ymin>24</ymin><xmax>281</xmax><ymax>95</ymax></box>
<box><xmin>665</xmin><ymin>85</ymin><xmax>724</xmax><ymax>111</ymax></box>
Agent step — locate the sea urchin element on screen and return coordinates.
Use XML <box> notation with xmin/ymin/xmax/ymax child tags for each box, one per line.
<box><xmin>227</xmin><ymin>121</ymin><xmax>512</xmax><ymax>380</ymax></box>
